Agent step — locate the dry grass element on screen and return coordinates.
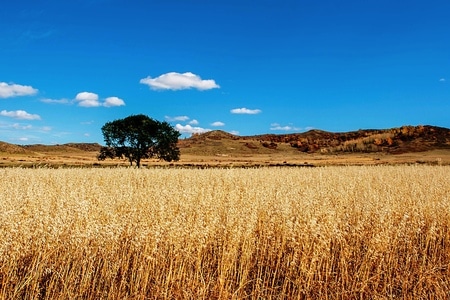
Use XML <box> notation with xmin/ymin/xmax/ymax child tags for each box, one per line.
<box><xmin>1</xmin><ymin>166</ymin><xmax>449</xmax><ymax>299</ymax></box>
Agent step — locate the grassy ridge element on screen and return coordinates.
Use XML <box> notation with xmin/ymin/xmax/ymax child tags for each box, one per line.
<box><xmin>1</xmin><ymin>166</ymin><xmax>449</xmax><ymax>299</ymax></box>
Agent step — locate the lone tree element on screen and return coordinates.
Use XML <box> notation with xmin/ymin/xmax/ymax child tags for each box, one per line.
<box><xmin>98</xmin><ymin>114</ymin><xmax>180</xmax><ymax>167</ymax></box>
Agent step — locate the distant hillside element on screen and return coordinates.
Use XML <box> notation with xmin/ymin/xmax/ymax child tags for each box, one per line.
<box><xmin>22</xmin><ymin>143</ymin><xmax>102</xmax><ymax>153</ymax></box>
<box><xmin>1</xmin><ymin>126</ymin><xmax>449</xmax><ymax>157</ymax></box>
<box><xmin>190</xmin><ymin>130</ymin><xmax>239</xmax><ymax>141</ymax></box>
<box><xmin>0</xmin><ymin>142</ymin><xmax>102</xmax><ymax>155</ymax></box>
<box><xmin>182</xmin><ymin>125</ymin><xmax>450</xmax><ymax>155</ymax></box>
<box><xmin>0</xmin><ymin>141</ymin><xmax>31</xmax><ymax>154</ymax></box>
<box><xmin>62</xmin><ymin>143</ymin><xmax>102</xmax><ymax>152</ymax></box>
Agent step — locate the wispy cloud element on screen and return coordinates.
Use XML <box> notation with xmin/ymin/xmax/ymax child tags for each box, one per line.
<box><xmin>75</xmin><ymin>92</ymin><xmax>125</xmax><ymax>107</ymax></box>
<box><xmin>165</xmin><ymin>115</ymin><xmax>190</xmax><ymax>122</ymax></box>
<box><xmin>12</xmin><ymin>123</ymin><xmax>33</xmax><ymax>130</ymax></box>
<box><xmin>175</xmin><ymin>124</ymin><xmax>211</xmax><ymax>135</ymax></box>
<box><xmin>21</xmin><ymin>29</ymin><xmax>56</xmax><ymax>41</ymax></box>
<box><xmin>140</xmin><ymin>72</ymin><xmax>220</xmax><ymax>91</ymax></box>
<box><xmin>230</xmin><ymin>107</ymin><xmax>262</xmax><ymax>114</ymax></box>
<box><xmin>165</xmin><ymin>116</ymin><xmax>201</xmax><ymax>126</ymax></box>
<box><xmin>0</xmin><ymin>122</ymin><xmax>32</xmax><ymax>130</ymax></box>
<box><xmin>40</xmin><ymin>98</ymin><xmax>71</xmax><ymax>104</ymax></box>
<box><xmin>0</xmin><ymin>110</ymin><xmax>41</xmax><ymax>120</ymax></box>
<box><xmin>211</xmin><ymin>121</ymin><xmax>225</xmax><ymax>127</ymax></box>
<box><xmin>270</xmin><ymin>123</ymin><xmax>301</xmax><ymax>131</ymax></box>
<box><xmin>439</xmin><ymin>78</ymin><xmax>446</xmax><ymax>82</ymax></box>
<box><xmin>0</xmin><ymin>82</ymin><xmax>38</xmax><ymax>98</ymax></box>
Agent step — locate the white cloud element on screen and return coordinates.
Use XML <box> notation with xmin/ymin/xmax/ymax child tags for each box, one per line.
<box><xmin>0</xmin><ymin>82</ymin><xmax>38</xmax><ymax>98</ymax></box>
<box><xmin>230</xmin><ymin>107</ymin><xmax>262</xmax><ymax>114</ymax></box>
<box><xmin>0</xmin><ymin>110</ymin><xmax>41</xmax><ymax>120</ymax></box>
<box><xmin>175</xmin><ymin>124</ymin><xmax>211</xmax><ymax>135</ymax></box>
<box><xmin>74</xmin><ymin>92</ymin><xmax>125</xmax><ymax>107</ymax></box>
<box><xmin>211</xmin><ymin>121</ymin><xmax>225</xmax><ymax>127</ymax></box>
<box><xmin>40</xmin><ymin>98</ymin><xmax>70</xmax><ymax>104</ymax></box>
<box><xmin>189</xmin><ymin>119</ymin><xmax>199</xmax><ymax>125</ymax></box>
<box><xmin>12</xmin><ymin>123</ymin><xmax>33</xmax><ymax>130</ymax></box>
<box><xmin>270</xmin><ymin>125</ymin><xmax>293</xmax><ymax>131</ymax></box>
<box><xmin>103</xmin><ymin>96</ymin><xmax>125</xmax><ymax>107</ymax></box>
<box><xmin>270</xmin><ymin>123</ymin><xmax>301</xmax><ymax>131</ymax></box>
<box><xmin>166</xmin><ymin>115</ymin><xmax>190</xmax><ymax>122</ymax></box>
<box><xmin>140</xmin><ymin>72</ymin><xmax>220</xmax><ymax>91</ymax></box>
<box><xmin>75</xmin><ymin>92</ymin><xmax>100</xmax><ymax>107</ymax></box>
<box><xmin>18</xmin><ymin>137</ymin><xmax>29</xmax><ymax>141</ymax></box>
<box><xmin>439</xmin><ymin>78</ymin><xmax>446</xmax><ymax>82</ymax></box>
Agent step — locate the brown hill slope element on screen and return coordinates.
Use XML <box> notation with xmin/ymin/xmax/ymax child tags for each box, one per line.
<box><xmin>22</xmin><ymin>143</ymin><xmax>102</xmax><ymax>153</ymax></box>
<box><xmin>176</xmin><ymin>125</ymin><xmax>450</xmax><ymax>166</ymax></box>
<box><xmin>0</xmin><ymin>141</ymin><xmax>31</xmax><ymax>154</ymax></box>
<box><xmin>236</xmin><ymin>125</ymin><xmax>450</xmax><ymax>154</ymax></box>
<box><xmin>1</xmin><ymin>125</ymin><xmax>449</xmax><ymax>167</ymax></box>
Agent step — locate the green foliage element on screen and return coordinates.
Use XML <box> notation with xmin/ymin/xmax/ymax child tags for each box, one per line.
<box><xmin>98</xmin><ymin>114</ymin><xmax>180</xmax><ymax>167</ymax></box>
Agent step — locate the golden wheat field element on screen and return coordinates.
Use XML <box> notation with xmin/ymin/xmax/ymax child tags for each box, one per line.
<box><xmin>0</xmin><ymin>165</ymin><xmax>449</xmax><ymax>299</ymax></box>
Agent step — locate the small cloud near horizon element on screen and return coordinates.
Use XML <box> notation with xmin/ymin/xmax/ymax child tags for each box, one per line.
<box><xmin>166</xmin><ymin>116</ymin><xmax>200</xmax><ymax>126</ymax></box>
<box><xmin>211</xmin><ymin>121</ymin><xmax>225</xmax><ymax>127</ymax></box>
<box><xmin>270</xmin><ymin>123</ymin><xmax>303</xmax><ymax>131</ymax></box>
<box><xmin>175</xmin><ymin>124</ymin><xmax>211</xmax><ymax>135</ymax></box>
<box><xmin>165</xmin><ymin>115</ymin><xmax>190</xmax><ymax>122</ymax></box>
<box><xmin>140</xmin><ymin>72</ymin><xmax>220</xmax><ymax>91</ymax></box>
<box><xmin>11</xmin><ymin>123</ymin><xmax>32</xmax><ymax>130</ymax></box>
<box><xmin>230</xmin><ymin>107</ymin><xmax>262</xmax><ymax>114</ymax></box>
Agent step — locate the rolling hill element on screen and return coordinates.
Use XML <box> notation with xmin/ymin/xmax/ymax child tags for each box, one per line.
<box><xmin>180</xmin><ymin>125</ymin><xmax>450</xmax><ymax>155</ymax></box>
<box><xmin>1</xmin><ymin>125</ymin><xmax>449</xmax><ymax>167</ymax></box>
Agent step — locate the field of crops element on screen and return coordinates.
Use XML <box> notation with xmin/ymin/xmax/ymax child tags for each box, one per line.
<box><xmin>1</xmin><ymin>166</ymin><xmax>449</xmax><ymax>299</ymax></box>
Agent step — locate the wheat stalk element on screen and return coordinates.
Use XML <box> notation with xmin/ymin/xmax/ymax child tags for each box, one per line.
<box><xmin>0</xmin><ymin>166</ymin><xmax>449</xmax><ymax>299</ymax></box>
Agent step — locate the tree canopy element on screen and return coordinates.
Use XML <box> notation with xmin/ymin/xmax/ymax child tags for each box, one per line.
<box><xmin>98</xmin><ymin>114</ymin><xmax>180</xmax><ymax>167</ymax></box>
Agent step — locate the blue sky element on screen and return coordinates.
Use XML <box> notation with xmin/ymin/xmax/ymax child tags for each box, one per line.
<box><xmin>1</xmin><ymin>0</ymin><xmax>449</xmax><ymax>144</ymax></box>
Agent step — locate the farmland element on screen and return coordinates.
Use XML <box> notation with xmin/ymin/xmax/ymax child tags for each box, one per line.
<box><xmin>1</xmin><ymin>165</ymin><xmax>449</xmax><ymax>299</ymax></box>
